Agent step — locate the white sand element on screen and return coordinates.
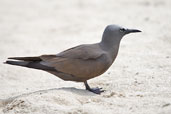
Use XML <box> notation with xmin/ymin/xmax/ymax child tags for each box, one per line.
<box><xmin>0</xmin><ymin>0</ymin><xmax>171</xmax><ymax>114</ymax></box>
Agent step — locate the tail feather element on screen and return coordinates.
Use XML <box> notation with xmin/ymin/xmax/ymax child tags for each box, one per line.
<box><xmin>8</xmin><ymin>56</ymin><xmax>41</xmax><ymax>61</ymax></box>
<box><xmin>5</xmin><ymin>60</ymin><xmax>55</xmax><ymax>71</ymax></box>
<box><xmin>5</xmin><ymin>60</ymin><xmax>29</xmax><ymax>67</ymax></box>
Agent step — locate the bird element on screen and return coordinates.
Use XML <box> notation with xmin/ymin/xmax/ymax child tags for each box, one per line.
<box><xmin>4</xmin><ymin>24</ymin><xmax>141</xmax><ymax>94</ymax></box>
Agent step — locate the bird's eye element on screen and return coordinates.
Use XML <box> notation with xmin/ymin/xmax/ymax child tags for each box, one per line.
<box><xmin>120</xmin><ymin>28</ymin><xmax>126</xmax><ymax>32</ymax></box>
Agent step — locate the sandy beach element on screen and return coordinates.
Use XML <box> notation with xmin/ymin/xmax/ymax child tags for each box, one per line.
<box><xmin>0</xmin><ymin>0</ymin><xmax>171</xmax><ymax>114</ymax></box>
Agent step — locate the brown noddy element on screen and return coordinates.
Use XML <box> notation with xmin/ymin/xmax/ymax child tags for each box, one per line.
<box><xmin>4</xmin><ymin>24</ymin><xmax>141</xmax><ymax>94</ymax></box>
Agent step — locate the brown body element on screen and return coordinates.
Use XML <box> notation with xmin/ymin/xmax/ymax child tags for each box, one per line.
<box><xmin>44</xmin><ymin>44</ymin><xmax>117</xmax><ymax>82</ymax></box>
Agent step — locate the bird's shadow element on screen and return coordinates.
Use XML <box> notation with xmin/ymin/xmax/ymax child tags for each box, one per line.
<box><xmin>0</xmin><ymin>87</ymin><xmax>95</xmax><ymax>107</ymax></box>
<box><xmin>28</xmin><ymin>87</ymin><xmax>95</xmax><ymax>96</ymax></box>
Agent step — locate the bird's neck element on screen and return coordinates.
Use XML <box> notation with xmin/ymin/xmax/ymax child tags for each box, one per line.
<box><xmin>100</xmin><ymin>37</ymin><xmax>121</xmax><ymax>60</ymax></box>
<box><xmin>100</xmin><ymin>36</ymin><xmax>121</xmax><ymax>50</ymax></box>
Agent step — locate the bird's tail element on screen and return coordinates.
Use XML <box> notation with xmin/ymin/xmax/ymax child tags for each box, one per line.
<box><xmin>4</xmin><ymin>60</ymin><xmax>29</xmax><ymax>67</ymax></box>
<box><xmin>4</xmin><ymin>56</ymin><xmax>41</xmax><ymax>69</ymax></box>
<box><xmin>4</xmin><ymin>60</ymin><xmax>55</xmax><ymax>71</ymax></box>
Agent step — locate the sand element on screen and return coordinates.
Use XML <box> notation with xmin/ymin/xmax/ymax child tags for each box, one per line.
<box><xmin>0</xmin><ymin>0</ymin><xmax>171</xmax><ymax>114</ymax></box>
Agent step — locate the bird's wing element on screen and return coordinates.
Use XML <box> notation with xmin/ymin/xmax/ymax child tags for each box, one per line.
<box><xmin>57</xmin><ymin>44</ymin><xmax>104</xmax><ymax>59</ymax></box>
<box><xmin>40</xmin><ymin>44</ymin><xmax>106</xmax><ymax>78</ymax></box>
<box><xmin>41</xmin><ymin>44</ymin><xmax>104</xmax><ymax>60</ymax></box>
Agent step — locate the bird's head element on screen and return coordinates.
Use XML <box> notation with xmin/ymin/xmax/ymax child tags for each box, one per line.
<box><xmin>103</xmin><ymin>25</ymin><xmax>141</xmax><ymax>39</ymax></box>
<box><xmin>100</xmin><ymin>25</ymin><xmax>141</xmax><ymax>48</ymax></box>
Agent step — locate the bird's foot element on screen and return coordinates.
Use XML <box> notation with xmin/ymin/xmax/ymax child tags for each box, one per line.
<box><xmin>84</xmin><ymin>81</ymin><xmax>105</xmax><ymax>94</ymax></box>
<box><xmin>86</xmin><ymin>87</ymin><xmax>105</xmax><ymax>94</ymax></box>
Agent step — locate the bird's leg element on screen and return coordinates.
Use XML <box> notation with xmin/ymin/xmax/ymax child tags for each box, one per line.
<box><xmin>84</xmin><ymin>81</ymin><xmax>105</xmax><ymax>94</ymax></box>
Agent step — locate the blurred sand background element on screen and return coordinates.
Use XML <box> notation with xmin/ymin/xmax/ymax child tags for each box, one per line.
<box><xmin>0</xmin><ymin>0</ymin><xmax>171</xmax><ymax>114</ymax></box>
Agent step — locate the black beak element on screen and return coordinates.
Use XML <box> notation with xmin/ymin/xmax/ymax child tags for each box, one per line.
<box><xmin>126</xmin><ymin>29</ymin><xmax>141</xmax><ymax>34</ymax></box>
